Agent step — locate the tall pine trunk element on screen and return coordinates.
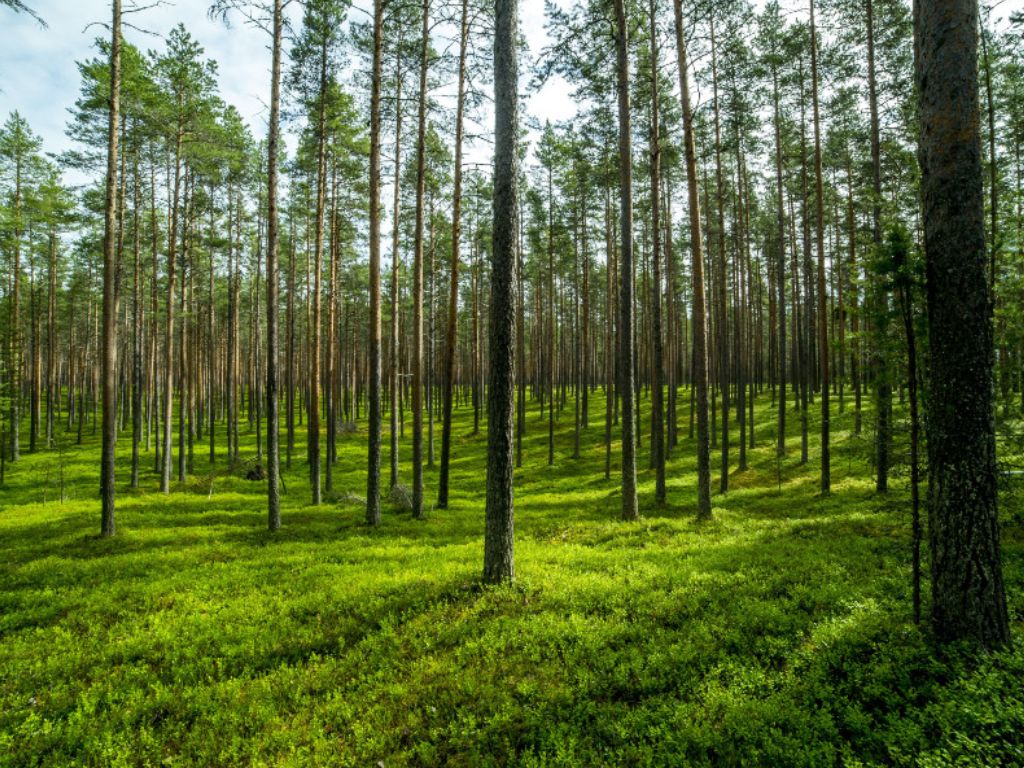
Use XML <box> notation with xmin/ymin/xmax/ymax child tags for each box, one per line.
<box><xmin>614</xmin><ymin>0</ymin><xmax>639</xmax><ymax>521</ymax></box>
<box><xmin>674</xmin><ymin>0</ymin><xmax>711</xmax><ymax>519</ymax></box>
<box><xmin>411</xmin><ymin>0</ymin><xmax>430</xmax><ymax>519</ymax></box>
<box><xmin>100</xmin><ymin>0</ymin><xmax>121</xmax><ymax>536</ymax></box>
<box><xmin>366</xmin><ymin>0</ymin><xmax>385</xmax><ymax>526</ymax></box>
<box><xmin>915</xmin><ymin>0</ymin><xmax>1009</xmax><ymax>648</ymax></box>
<box><xmin>484</xmin><ymin>0</ymin><xmax>518</xmax><ymax>584</ymax></box>
<box><xmin>266</xmin><ymin>0</ymin><xmax>283</xmax><ymax>529</ymax></box>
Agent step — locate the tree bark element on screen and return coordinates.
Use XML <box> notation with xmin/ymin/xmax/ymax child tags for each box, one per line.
<box><xmin>915</xmin><ymin>0</ymin><xmax>1009</xmax><ymax>648</ymax></box>
<box><xmin>673</xmin><ymin>0</ymin><xmax>711</xmax><ymax>519</ymax></box>
<box><xmin>648</xmin><ymin>0</ymin><xmax>665</xmax><ymax>503</ymax></box>
<box><xmin>615</xmin><ymin>0</ymin><xmax>639</xmax><ymax>521</ymax></box>
<box><xmin>266</xmin><ymin>0</ymin><xmax>283</xmax><ymax>529</ymax></box>
<box><xmin>100</xmin><ymin>0</ymin><xmax>121</xmax><ymax>536</ymax></box>
<box><xmin>438</xmin><ymin>0</ymin><xmax>469</xmax><ymax>509</ymax></box>
<box><xmin>483</xmin><ymin>0</ymin><xmax>518</xmax><ymax>584</ymax></box>
<box><xmin>366</xmin><ymin>0</ymin><xmax>385</xmax><ymax>526</ymax></box>
<box><xmin>810</xmin><ymin>0</ymin><xmax>830</xmax><ymax>493</ymax></box>
<box><xmin>411</xmin><ymin>0</ymin><xmax>429</xmax><ymax>519</ymax></box>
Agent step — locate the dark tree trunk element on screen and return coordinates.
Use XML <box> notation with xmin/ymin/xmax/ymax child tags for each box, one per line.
<box><xmin>915</xmin><ymin>0</ymin><xmax>1009</xmax><ymax>648</ymax></box>
<box><xmin>483</xmin><ymin>0</ymin><xmax>518</xmax><ymax>584</ymax></box>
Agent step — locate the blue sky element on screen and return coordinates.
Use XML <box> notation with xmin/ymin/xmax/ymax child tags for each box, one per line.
<box><xmin>4</xmin><ymin>0</ymin><xmax>1020</xmax><ymax>188</ymax></box>
<box><xmin>0</xmin><ymin>0</ymin><xmax>572</xmax><ymax>178</ymax></box>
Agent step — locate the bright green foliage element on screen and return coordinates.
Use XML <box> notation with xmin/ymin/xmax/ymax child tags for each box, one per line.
<box><xmin>0</xmin><ymin>389</ymin><xmax>1021</xmax><ymax>766</ymax></box>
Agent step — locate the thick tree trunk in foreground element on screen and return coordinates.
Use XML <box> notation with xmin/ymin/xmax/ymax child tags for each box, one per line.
<box><xmin>483</xmin><ymin>0</ymin><xmax>518</xmax><ymax>584</ymax></box>
<box><xmin>100</xmin><ymin>0</ymin><xmax>121</xmax><ymax>537</ymax></box>
<box><xmin>915</xmin><ymin>0</ymin><xmax>1009</xmax><ymax>648</ymax></box>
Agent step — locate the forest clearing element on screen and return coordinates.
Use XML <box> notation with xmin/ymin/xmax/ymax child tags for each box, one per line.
<box><xmin>1</xmin><ymin>0</ymin><xmax>1023</xmax><ymax>764</ymax></box>
<box><xmin>2</xmin><ymin>394</ymin><xmax>1021</xmax><ymax>765</ymax></box>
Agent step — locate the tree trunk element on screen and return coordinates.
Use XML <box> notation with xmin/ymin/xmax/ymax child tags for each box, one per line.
<box><xmin>439</xmin><ymin>0</ymin><xmax>469</xmax><ymax>509</ymax></box>
<box><xmin>411</xmin><ymin>0</ymin><xmax>430</xmax><ymax>519</ymax></box>
<box><xmin>366</xmin><ymin>0</ymin><xmax>384</xmax><ymax>526</ymax></box>
<box><xmin>810</xmin><ymin>0</ymin><xmax>830</xmax><ymax>493</ymax></box>
<box><xmin>614</xmin><ymin>0</ymin><xmax>639</xmax><ymax>521</ymax></box>
<box><xmin>915</xmin><ymin>0</ymin><xmax>1009</xmax><ymax>648</ymax></box>
<box><xmin>673</xmin><ymin>0</ymin><xmax>711</xmax><ymax>519</ymax></box>
<box><xmin>483</xmin><ymin>0</ymin><xmax>518</xmax><ymax>583</ymax></box>
<box><xmin>867</xmin><ymin>0</ymin><xmax>890</xmax><ymax>493</ymax></box>
<box><xmin>390</xmin><ymin>54</ymin><xmax>403</xmax><ymax>492</ymax></box>
<box><xmin>100</xmin><ymin>0</ymin><xmax>121</xmax><ymax>536</ymax></box>
<box><xmin>309</xmin><ymin>30</ymin><xmax>329</xmax><ymax>507</ymax></box>
<box><xmin>266</xmin><ymin>0</ymin><xmax>283</xmax><ymax>529</ymax></box>
<box><xmin>648</xmin><ymin>0</ymin><xmax>665</xmax><ymax>503</ymax></box>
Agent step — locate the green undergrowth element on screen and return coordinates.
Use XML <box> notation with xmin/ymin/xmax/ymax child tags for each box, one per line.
<box><xmin>1</xmin><ymin>389</ymin><xmax>1021</xmax><ymax>767</ymax></box>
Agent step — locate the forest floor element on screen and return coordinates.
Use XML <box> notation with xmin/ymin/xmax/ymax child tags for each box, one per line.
<box><xmin>1</xmin><ymin>390</ymin><xmax>1022</xmax><ymax>767</ymax></box>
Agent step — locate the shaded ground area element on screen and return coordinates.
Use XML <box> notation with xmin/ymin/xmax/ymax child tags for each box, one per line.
<box><xmin>1</xmin><ymin>391</ymin><xmax>1022</xmax><ymax>766</ymax></box>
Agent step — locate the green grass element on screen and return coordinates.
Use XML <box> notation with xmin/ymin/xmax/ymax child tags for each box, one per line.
<box><xmin>1</xmin><ymin>388</ymin><xmax>1022</xmax><ymax>767</ymax></box>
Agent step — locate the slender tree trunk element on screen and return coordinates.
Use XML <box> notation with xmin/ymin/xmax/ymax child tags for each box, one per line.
<box><xmin>547</xmin><ymin>166</ymin><xmax>555</xmax><ymax>466</ymax></box>
<box><xmin>604</xmin><ymin>190</ymin><xmax>614</xmax><ymax>481</ymax></box>
<box><xmin>266</xmin><ymin>0</ymin><xmax>283</xmax><ymax>529</ymax></box>
<box><xmin>772</xmin><ymin>56</ymin><xmax>787</xmax><ymax>459</ymax></box>
<box><xmin>207</xmin><ymin>184</ymin><xmax>215</xmax><ymax>467</ymax></box>
<box><xmin>516</xmin><ymin>201</ymin><xmax>526</xmax><ymax>469</ymax></box>
<box><xmin>439</xmin><ymin>0</ymin><xmax>469</xmax><ymax>509</ymax></box>
<box><xmin>309</xmin><ymin>32</ymin><xmax>329</xmax><ymax>507</ymax></box>
<box><xmin>131</xmin><ymin>147</ymin><xmax>143</xmax><ymax>487</ymax></box>
<box><xmin>366</xmin><ymin>0</ymin><xmax>384</xmax><ymax>526</ymax></box>
<box><xmin>390</xmin><ymin>55</ymin><xmax>403</xmax><ymax>492</ymax></box>
<box><xmin>649</xmin><ymin>0</ymin><xmax>665</xmax><ymax>503</ymax></box>
<box><xmin>710</xmin><ymin>14</ymin><xmax>729</xmax><ymax>495</ymax></box>
<box><xmin>615</xmin><ymin>0</ymin><xmax>638</xmax><ymax>521</ymax></box>
<box><xmin>810</xmin><ymin>0</ymin><xmax>830</xmax><ymax>493</ymax></box>
<box><xmin>673</xmin><ymin>0</ymin><xmax>711</xmax><ymax>519</ymax></box>
<box><xmin>100</xmin><ymin>0</ymin><xmax>121</xmax><ymax>536</ymax></box>
<box><xmin>867</xmin><ymin>0</ymin><xmax>890</xmax><ymax>493</ymax></box>
<box><xmin>46</xmin><ymin>221</ymin><xmax>56</xmax><ymax>448</ymax></box>
<box><xmin>411</xmin><ymin>0</ymin><xmax>430</xmax><ymax>519</ymax></box>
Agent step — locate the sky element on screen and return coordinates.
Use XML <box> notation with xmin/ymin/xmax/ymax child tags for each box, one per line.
<box><xmin>0</xmin><ymin>0</ymin><xmax>575</xmax><ymax>178</ymax></box>
<box><xmin>1</xmin><ymin>0</ymin><xmax>1021</xmax><ymax>185</ymax></box>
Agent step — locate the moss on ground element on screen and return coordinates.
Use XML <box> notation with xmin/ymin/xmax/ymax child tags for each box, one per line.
<box><xmin>1</xmin><ymin>390</ymin><xmax>1021</xmax><ymax>766</ymax></box>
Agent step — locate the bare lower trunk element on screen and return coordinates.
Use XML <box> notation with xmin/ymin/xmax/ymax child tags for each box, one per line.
<box><xmin>100</xmin><ymin>0</ymin><xmax>121</xmax><ymax>536</ymax></box>
<box><xmin>483</xmin><ymin>0</ymin><xmax>518</xmax><ymax>583</ymax></box>
<box><xmin>673</xmin><ymin>0</ymin><xmax>711</xmax><ymax>519</ymax></box>
<box><xmin>615</xmin><ymin>0</ymin><xmax>638</xmax><ymax>521</ymax></box>
<box><xmin>366</xmin><ymin>0</ymin><xmax>384</xmax><ymax>525</ymax></box>
<box><xmin>915</xmin><ymin>0</ymin><xmax>1009</xmax><ymax>648</ymax></box>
